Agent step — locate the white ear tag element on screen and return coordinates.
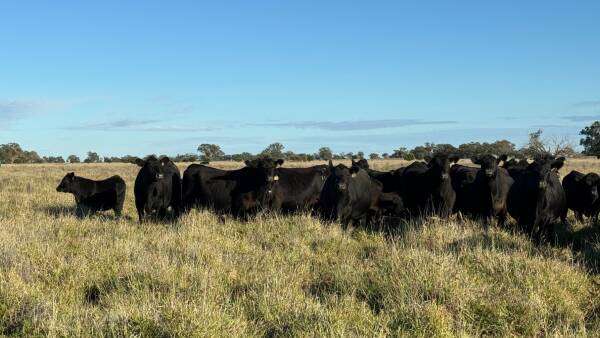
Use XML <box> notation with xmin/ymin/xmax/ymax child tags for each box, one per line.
<box><xmin>351</xmin><ymin>173</ymin><xmax>357</xmax><ymax>178</ymax></box>
<box><xmin>273</xmin><ymin>175</ymin><xmax>279</xmax><ymax>181</ymax></box>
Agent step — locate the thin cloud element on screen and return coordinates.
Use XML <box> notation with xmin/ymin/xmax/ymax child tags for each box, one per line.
<box><xmin>0</xmin><ymin>99</ymin><xmax>44</xmax><ymax>127</ymax></box>
<box><xmin>572</xmin><ymin>100</ymin><xmax>600</xmax><ymax>108</ymax></box>
<box><xmin>249</xmin><ymin>118</ymin><xmax>457</xmax><ymax>131</ymax></box>
<box><xmin>69</xmin><ymin>119</ymin><xmax>161</xmax><ymax>130</ymax></box>
<box><xmin>63</xmin><ymin>118</ymin><xmax>216</xmax><ymax>132</ymax></box>
<box><xmin>131</xmin><ymin>125</ymin><xmax>216</xmax><ymax>132</ymax></box>
<box><xmin>562</xmin><ymin>114</ymin><xmax>600</xmax><ymax>122</ymax></box>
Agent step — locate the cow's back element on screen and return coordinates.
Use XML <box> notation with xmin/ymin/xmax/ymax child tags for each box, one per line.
<box><xmin>182</xmin><ymin>164</ymin><xmax>236</xmax><ymax>212</ymax></box>
<box><xmin>274</xmin><ymin>166</ymin><xmax>328</xmax><ymax>212</ymax></box>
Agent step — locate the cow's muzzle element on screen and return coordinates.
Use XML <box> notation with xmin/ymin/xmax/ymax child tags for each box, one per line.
<box><xmin>441</xmin><ymin>173</ymin><xmax>449</xmax><ymax>180</ymax></box>
<box><xmin>538</xmin><ymin>181</ymin><xmax>548</xmax><ymax>189</ymax></box>
<box><xmin>156</xmin><ymin>173</ymin><xmax>164</xmax><ymax>180</ymax></box>
<box><xmin>485</xmin><ymin>169</ymin><xmax>494</xmax><ymax>177</ymax></box>
<box><xmin>338</xmin><ymin>183</ymin><xmax>347</xmax><ymax>190</ymax></box>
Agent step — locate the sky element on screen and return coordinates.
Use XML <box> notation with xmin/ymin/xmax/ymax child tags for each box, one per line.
<box><xmin>1</xmin><ymin>1</ymin><xmax>600</xmax><ymax>157</ymax></box>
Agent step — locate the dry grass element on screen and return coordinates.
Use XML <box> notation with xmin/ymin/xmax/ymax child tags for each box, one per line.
<box><xmin>1</xmin><ymin>160</ymin><xmax>600</xmax><ymax>336</ymax></box>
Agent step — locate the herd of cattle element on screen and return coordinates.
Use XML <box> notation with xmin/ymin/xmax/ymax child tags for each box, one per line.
<box><xmin>54</xmin><ymin>153</ymin><xmax>600</xmax><ymax>242</ymax></box>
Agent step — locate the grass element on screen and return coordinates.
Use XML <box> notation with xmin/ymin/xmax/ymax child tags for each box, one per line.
<box><xmin>1</xmin><ymin>160</ymin><xmax>600</xmax><ymax>337</ymax></box>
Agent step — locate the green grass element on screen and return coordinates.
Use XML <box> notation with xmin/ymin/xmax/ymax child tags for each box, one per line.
<box><xmin>1</xmin><ymin>163</ymin><xmax>600</xmax><ymax>337</ymax></box>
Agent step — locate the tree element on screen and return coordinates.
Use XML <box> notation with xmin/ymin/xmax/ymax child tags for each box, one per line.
<box><xmin>369</xmin><ymin>153</ymin><xmax>380</xmax><ymax>160</ymax></box>
<box><xmin>197</xmin><ymin>144</ymin><xmax>224</xmax><ymax>163</ymax></box>
<box><xmin>318</xmin><ymin>147</ymin><xmax>333</xmax><ymax>160</ymax></box>
<box><xmin>490</xmin><ymin>140</ymin><xmax>516</xmax><ymax>156</ymax></box>
<box><xmin>580</xmin><ymin>121</ymin><xmax>600</xmax><ymax>157</ymax></box>
<box><xmin>0</xmin><ymin>143</ymin><xmax>23</xmax><ymax>164</ymax></box>
<box><xmin>433</xmin><ymin>144</ymin><xmax>458</xmax><ymax>155</ymax></box>
<box><xmin>545</xmin><ymin>135</ymin><xmax>577</xmax><ymax>157</ymax></box>
<box><xmin>230</xmin><ymin>152</ymin><xmax>255</xmax><ymax>162</ymax></box>
<box><xmin>410</xmin><ymin>146</ymin><xmax>431</xmax><ymax>160</ymax></box>
<box><xmin>403</xmin><ymin>153</ymin><xmax>416</xmax><ymax>161</ymax></box>
<box><xmin>261</xmin><ymin>143</ymin><xmax>285</xmax><ymax>159</ymax></box>
<box><xmin>392</xmin><ymin>147</ymin><xmax>409</xmax><ymax>159</ymax></box>
<box><xmin>67</xmin><ymin>155</ymin><xmax>80</xmax><ymax>163</ymax></box>
<box><xmin>520</xmin><ymin>130</ymin><xmax>546</xmax><ymax>158</ymax></box>
<box><xmin>520</xmin><ymin>129</ymin><xmax>576</xmax><ymax>158</ymax></box>
<box><xmin>44</xmin><ymin>156</ymin><xmax>65</xmax><ymax>163</ymax></box>
<box><xmin>17</xmin><ymin>151</ymin><xmax>42</xmax><ymax>163</ymax></box>
<box><xmin>356</xmin><ymin>151</ymin><xmax>365</xmax><ymax>160</ymax></box>
<box><xmin>172</xmin><ymin>153</ymin><xmax>199</xmax><ymax>162</ymax></box>
<box><xmin>84</xmin><ymin>151</ymin><xmax>100</xmax><ymax>163</ymax></box>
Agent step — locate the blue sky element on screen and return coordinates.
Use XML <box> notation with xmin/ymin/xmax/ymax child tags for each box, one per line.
<box><xmin>1</xmin><ymin>1</ymin><xmax>599</xmax><ymax>157</ymax></box>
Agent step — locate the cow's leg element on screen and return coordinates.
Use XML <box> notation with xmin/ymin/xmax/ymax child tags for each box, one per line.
<box><xmin>136</xmin><ymin>204</ymin><xmax>144</xmax><ymax>224</ymax></box>
<box><xmin>114</xmin><ymin>199</ymin><xmax>123</xmax><ymax>218</ymax></box>
<box><xmin>158</xmin><ymin>207</ymin><xmax>167</xmax><ymax>220</ymax></box>
<box><xmin>171</xmin><ymin>175</ymin><xmax>182</xmax><ymax>220</ymax></box>
<box><xmin>76</xmin><ymin>204</ymin><xmax>91</xmax><ymax>218</ymax></box>
<box><xmin>497</xmin><ymin>210</ymin><xmax>507</xmax><ymax>228</ymax></box>
<box><xmin>575</xmin><ymin>211</ymin><xmax>584</xmax><ymax>223</ymax></box>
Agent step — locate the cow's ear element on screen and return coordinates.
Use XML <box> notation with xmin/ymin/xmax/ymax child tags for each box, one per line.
<box><xmin>470</xmin><ymin>156</ymin><xmax>481</xmax><ymax>165</ymax></box>
<box><xmin>350</xmin><ymin>165</ymin><xmax>360</xmax><ymax>176</ymax></box>
<box><xmin>551</xmin><ymin>157</ymin><xmax>565</xmax><ymax>170</ymax></box>
<box><xmin>275</xmin><ymin>159</ymin><xmax>284</xmax><ymax>166</ymax></box>
<box><xmin>449</xmin><ymin>154</ymin><xmax>460</xmax><ymax>164</ymax></box>
<box><xmin>68</xmin><ymin>172</ymin><xmax>75</xmax><ymax>179</ymax></box>
<box><xmin>498</xmin><ymin>154</ymin><xmax>508</xmax><ymax>164</ymax></box>
<box><xmin>135</xmin><ymin>158</ymin><xmax>145</xmax><ymax>167</ymax></box>
<box><xmin>160</xmin><ymin>156</ymin><xmax>170</xmax><ymax>165</ymax></box>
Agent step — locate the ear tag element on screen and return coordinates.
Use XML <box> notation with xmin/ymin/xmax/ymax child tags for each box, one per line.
<box><xmin>273</xmin><ymin>175</ymin><xmax>279</xmax><ymax>181</ymax></box>
<box><xmin>351</xmin><ymin>173</ymin><xmax>357</xmax><ymax>178</ymax></box>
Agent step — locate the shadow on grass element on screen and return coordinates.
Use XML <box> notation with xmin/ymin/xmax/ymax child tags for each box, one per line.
<box><xmin>447</xmin><ymin>230</ymin><xmax>530</xmax><ymax>254</ymax></box>
<box><xmin>555</xmin><ymin>221</ymin><xmax>600</xmax><ymax>273</ymax></box>
<box><xmin>38</xmin><ymin>205</ymin><xmax>129</xmax><ymax>221</ymax></box>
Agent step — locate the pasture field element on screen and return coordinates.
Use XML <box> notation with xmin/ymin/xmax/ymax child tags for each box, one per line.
<box><xmin>1</xmin><ymin>159</ymin><xmax>600</xmax><ymax>337</ymax></box>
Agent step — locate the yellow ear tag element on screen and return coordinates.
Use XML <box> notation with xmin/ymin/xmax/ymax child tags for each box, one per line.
<box><xmin>351</xmin><ymin>173</ymin><xmax>357</xmax><ymax>178</ymax></box>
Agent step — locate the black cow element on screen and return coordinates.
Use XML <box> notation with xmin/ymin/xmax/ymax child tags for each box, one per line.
<box><xmin>269</xmin><ymin>165</ymin><xmax>330</xmax><ymax>213</ymax></box>
<box><xmin>503</xmin><ymin>158</ymin><xmax>530</xmax><ymax>179</ymax></box>
<box><xmin>56</xmin><ymin>172</ymin><xmax>126</xmax><ymax>217</ymax></box>
<box><xmin>507</xmin><ymin>156</ymin><xmax>567</xmax><ymax>242</ymax></box>
<box><xmin>399</xmin><ymin>153</ymin><xmax>459</xmax><ymax>217</ymax></box>
<box><xmin>353</xmin><ymin>159</ymin><xmax>403</xmax><ymax>193</ymax></box>
<box><xmin>134</xmin><ymin>156</ymin><xmax>182</xmax><ymax>223</ymax></box>
<box><xmin>450</xmin><ymin>154</ymin><xmax>513</xmax><ymax>225</ymax></box>
<box><xmin>182</xmin><ymin>158</ymin><xmax>283</xmax><ymax>218</ymax></box>
<box><xmin>562</xmin><ymin>170</ymin><xmax>600</xmax><ymax>222</ymax></box>
<box><xmin>319</xmin><ymin>161</ymin><xmax>386</xmax><ymax>227</ymax></box>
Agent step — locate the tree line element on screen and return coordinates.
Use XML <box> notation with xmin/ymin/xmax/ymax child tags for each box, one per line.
<box><xmin>3</xmin><ymin>123</ymin><xmax>600</xmax><ymax>164</ymax></box>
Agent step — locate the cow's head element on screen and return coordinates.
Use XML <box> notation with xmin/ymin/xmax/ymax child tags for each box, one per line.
<box><xmin>56</xmin><ymin>172</ymin><xmax>76</xmax><ymax>192</ymax></box>
<box><xmin>135</xmin><ymin>156</ymin><xmax>171</xmax><ymax>181</ymax></box>
<box><xmin>471</xmin><ymin>154</ymin><xmax>504</xmax><ymax>178</ymax></box>
<box><xmin>528</xmin><ymin>156</ymin><xmax>565</xmax><ymax>190</ymax></box>
<box><xmin>352</xmin><ymin>158</ymin><xmax>369</xmax><ymax>170</ymax></box>
<box><xmin>135</xmin><ymin>156</ymin><xmax>174</xmax><ymax>213</ymax></box>
<box><xmin>427</xmin><ymin>153</ymin><xmax>460</xmax><ymax>180</ymax></box>
<box><xmin>328</xmin><ymin>160</ymin><xmax>360</xmax><ymax>191</ymax></box>
<box><xmin>581</xmin><ymin>173</ymin><xmax>600</xmax><ymax>205</ymax></box>
<box><xmin>245</xmin><ymin>158</ymin><xmax>284</xmax><ymax>198</ymax></box>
